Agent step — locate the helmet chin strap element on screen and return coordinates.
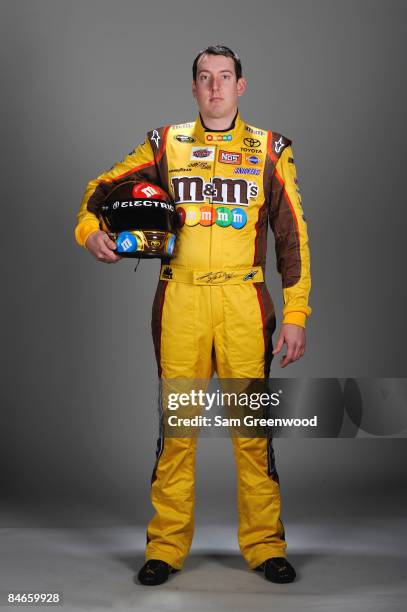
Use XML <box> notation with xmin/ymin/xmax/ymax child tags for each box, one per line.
<box><xmin>134</xmin><ymin>256</ymin><xmax>142</xmax><ymax>273</ymax></box>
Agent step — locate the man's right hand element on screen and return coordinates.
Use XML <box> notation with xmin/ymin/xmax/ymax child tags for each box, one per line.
<box><xmin>85</xmin><ymin>230</ymin><xmax>122</xmax><ymax>263</ymax></box>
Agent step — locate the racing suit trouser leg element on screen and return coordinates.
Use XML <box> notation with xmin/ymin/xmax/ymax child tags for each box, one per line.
<box><xmin>146</xmin><ymin>280</ymin><xmax>213</xmax><ymax>569</ymax></box>
<box><xmin>146</xmin><ymin>279</ymin><xmax>286</xmax><ymax>570</ymax></box>
<box><xmin>211</xmin><ymin>283</ymin><xmax>287</xmax><ymax>569</ymax></box>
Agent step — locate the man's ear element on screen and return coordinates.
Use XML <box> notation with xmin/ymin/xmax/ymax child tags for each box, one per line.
<box><xmin>192</xmin><ymin>80</ymin><xmax>197</xmax><ymax>99</ymax></box>
<box><xmin>237</xmin><ymin>77</ymin><xmax>247</xmax><ymax>97</ymax></box>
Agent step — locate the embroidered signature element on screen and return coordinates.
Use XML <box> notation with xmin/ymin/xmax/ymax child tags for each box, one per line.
<box><xmin>196</xmin><ymin>271</ymin><xmax>235</xmax><ymax>284</ymax></box>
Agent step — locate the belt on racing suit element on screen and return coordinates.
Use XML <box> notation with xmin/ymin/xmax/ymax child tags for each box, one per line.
<box><xmin>159</xmin><ymin>265</ymin><xmax>264</xmax><ymax>285</ymax></box>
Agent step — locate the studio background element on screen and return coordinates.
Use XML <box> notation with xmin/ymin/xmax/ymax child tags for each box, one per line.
<box><xmin>1</xmin><ymin>0</ymin><xmax>406</xmax><ymax>532</ymax></box>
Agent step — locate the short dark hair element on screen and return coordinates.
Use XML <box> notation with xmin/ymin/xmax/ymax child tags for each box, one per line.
<box><xmin>192</xmin><ymin>45</ymin><xmax>242</xmax><ymax>81</ymax></box>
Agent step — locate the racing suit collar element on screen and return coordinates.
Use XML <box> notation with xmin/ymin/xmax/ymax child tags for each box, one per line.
<box><xmin>194</xmin><ymin>110</ymin><xmax>245</xmax><ymax>143</ymax></box>
<box><xmin>199</xmin><ymin>110</ymin><xmax>238</xmax><ymax>132</ymax></box>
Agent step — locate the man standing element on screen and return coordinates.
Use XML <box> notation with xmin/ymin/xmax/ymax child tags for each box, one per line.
<box><xmin>75</xmin><ymin>45</ymin><xmax>311</xmax><ymax>586</ymax></box>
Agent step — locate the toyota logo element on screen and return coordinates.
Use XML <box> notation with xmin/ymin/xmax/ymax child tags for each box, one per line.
<box><xmin>244</xmin><ymin>137</ymin><xmax>261</xmax><ymax>147</ymax></box>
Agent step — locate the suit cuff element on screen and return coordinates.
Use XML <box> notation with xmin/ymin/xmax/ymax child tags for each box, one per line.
<box><xmin>75</xmin><ymin>221</ymin><xmax>101</xmax><ymax>248</ymax></box>
<box><xmin>282</xmin><ymin>311</ymin><xmax>307</xmax><ymax>328</ymax></box>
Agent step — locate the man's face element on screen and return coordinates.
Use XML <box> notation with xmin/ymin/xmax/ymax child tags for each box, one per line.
<box><xmin>192</xmin><ymin>54</ymin><xmax>246</xmax><ymax>120</ymax></box>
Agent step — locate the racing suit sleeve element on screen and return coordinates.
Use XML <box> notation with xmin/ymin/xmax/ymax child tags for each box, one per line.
<box><xmin>269</xmin><ymin>145</ymin><xmax>312</xmax><ymax>328</ymax></box>
<box><xmin>74</xmin><ymin>137</ymin><xmax>158</xmax><ymax>248</ymax></box>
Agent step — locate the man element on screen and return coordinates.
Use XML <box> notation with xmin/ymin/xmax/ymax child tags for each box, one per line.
<box><xmin>75</xmin><ymin>45</ymin><xmax>311</xmax><ymax>586</ymax></box>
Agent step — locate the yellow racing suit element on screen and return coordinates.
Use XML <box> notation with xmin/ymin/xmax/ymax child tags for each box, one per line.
<box><xmin>75</xmin><ymin>112</ymin><xmax>311</xmax><ymax>570</ymax></box>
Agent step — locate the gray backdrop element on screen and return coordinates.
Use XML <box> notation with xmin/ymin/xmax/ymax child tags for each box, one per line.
<box><xmin>1</xmin><ymin>0</ymin><xmax>406</xmax><ymax>527</ymax></box>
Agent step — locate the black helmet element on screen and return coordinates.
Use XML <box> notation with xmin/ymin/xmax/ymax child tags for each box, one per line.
<box><xmin>100</xmin><ymin>181</ymin><xmax>178</xmax><ymax>258</ymax></box>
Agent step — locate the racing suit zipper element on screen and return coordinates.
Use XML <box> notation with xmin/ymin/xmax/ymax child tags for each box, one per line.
<box><xmin>209</xmin><ymin>143</ymin><xmax>218</xmax><ymax>270</ymax></box>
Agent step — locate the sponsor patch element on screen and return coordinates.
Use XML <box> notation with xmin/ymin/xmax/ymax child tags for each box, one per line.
<box><xmin>246</xmin><ymin>155</ymin><xmax>261</xmax><ymax>165</ymax></box>
<box><xmin>175</xmin><ymin>134</ymin><xmax>196</xmax><ymax>143</ymax></box>
<box><xmin>177</xmin><ymin>205</ymin><xmax>247</xmax><ymax>229</ymax></box>
<box><xmin>245</xmin><ymin>126</ymin><xmax>265</xmax><ymax>136</ymax></box>
<box><xmin>162</xmin><ymin>266</ymin><xmax>173</xmax><ymax>279</ymax></box>
<box><xmin>218</xmin><ymin>150</ymin><xmax>242</xmax><ymax>165</ymax></box>
<box><xmin>190</xmin><ymin>146</ymin><xmax>215</xmax><ymax>161</ymax></box>
<box><xmin>243</xmin><ymin>270</ymin><xmax>258</xmax><ymax>280</ymax></box>
<box><xmin>243</xmin><ymin>137</ymin><xmax>261</xmax><ymax>148</ymax></box>
<box><xmin>240</xmin><ymin>147</ymin><xmax>262</xmax><ymax>154</ymax></box>
<box><xmin>172</xmin><ymin>122</ymin><xmax>194</xmax><ymax>129</ymax></box>
<box><xmin>205</xmin><ymin>134</ymin><xmax>233</xmax><ymax>142</ymax></box>
<box><xmin>234</xmin><ymin>167</ymin><xmax>261</xmax><ymax>176</ymax></box>
<box><xmin>171</xmin><ymin>175</ymin><xmax>258</xmax><ymax>206</ymax></box>
<box><xmin>188</xmin><ymin>161</ymin><xmax>211</xmax><ymax>170</ymax></box>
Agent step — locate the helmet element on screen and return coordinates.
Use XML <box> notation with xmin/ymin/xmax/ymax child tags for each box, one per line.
<box><xmin>100</xmin><ymin>181</ymin><xmax>178</xmax><ymax>258</ymax></box>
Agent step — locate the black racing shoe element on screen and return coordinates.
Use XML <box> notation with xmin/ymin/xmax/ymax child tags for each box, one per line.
<box><xmin>137</xmin><ymin>559</ymin><xmax>179</xmax><ymax>586</ymax></box>
<box><xmin>254</xmin><ymin>557</ymin><xmax>296</xmax><ymax>583</ymax></box>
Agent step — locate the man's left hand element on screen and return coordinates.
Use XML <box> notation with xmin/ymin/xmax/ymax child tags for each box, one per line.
<box><xmin>272</xmin><ymin>323</ymin><xmax>306</xmax><ymax>368</ymax></box>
